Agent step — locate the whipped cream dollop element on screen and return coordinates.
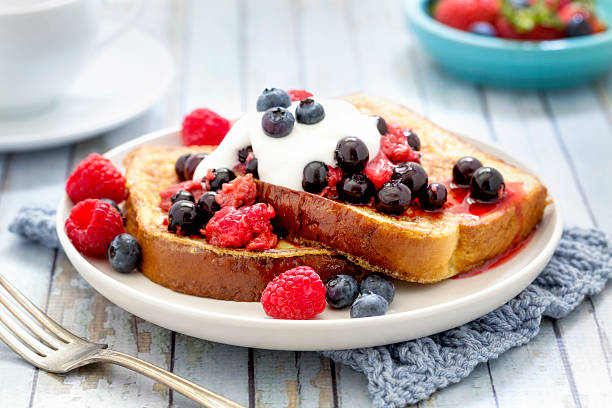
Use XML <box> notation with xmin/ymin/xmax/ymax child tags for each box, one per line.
<box><xmin>192</xmin><ymin>98</ymin><xmax>382</xmax><ymax>192</ymax></box>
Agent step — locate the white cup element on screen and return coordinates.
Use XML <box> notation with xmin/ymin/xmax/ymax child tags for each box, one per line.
<box><xmin>0</xmin><ymin>0</ymin><xmax>137</xmax><ymax>116</ymax></box>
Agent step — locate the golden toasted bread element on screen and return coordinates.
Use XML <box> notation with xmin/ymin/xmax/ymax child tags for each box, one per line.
<box><xmin>124</xmin><ymin>145</ymin><xmax>362</xmax><ymax>302</ymax></box>
<box><xmin>257</xmin><ymin>94</ymin><xmax>547</xmax><ymax>283</ymax></box>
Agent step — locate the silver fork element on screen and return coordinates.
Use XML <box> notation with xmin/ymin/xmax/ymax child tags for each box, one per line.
<box><xmin>0</xmin><ymin>274</ymin><xmax>244</xmax><ymax>408</ymax></box>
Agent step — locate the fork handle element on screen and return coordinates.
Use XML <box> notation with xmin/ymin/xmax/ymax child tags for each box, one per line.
<box><xmin>94</xmin><ymin>349</ymin><xmax>244</xmax><ymax>408</ymax></box>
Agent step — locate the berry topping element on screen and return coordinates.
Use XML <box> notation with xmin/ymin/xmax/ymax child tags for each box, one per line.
<box><xmin>338</xmin><ymin>173</ymin><xmax>375</xmax><ymax>204</ymax></box>
<box><xmin>320</xmin><ymin>166</ymin><xmax>343</xmax><ymax>198</ymax></box>
<box><xmin>184</xmin><ymin>153</ymin><xmax>208</xmax><ymax>180</ymax></box>
<box><xmin>66</xmin><ymin>153</ymin><xmax>126</xmax><ymax>204</ymax></box>
<box><xmin>470</xmin><ymin>167</ymin><xmax>505</xmax><ymax>203</ymax></box>
<box><xmin>208</xmin><ymin>168</ymin><xmax>236</xmax><ymax>191</ymax></box>
<box><xmin>295</xmin><ymin>98</ymin><xmax>325</xmax><ymax>124</ymax></box>
<box><xmin>469</xmin><ymin>21</ymin><xmax>498</xmax><ymax>35</ymax></box>
<box><xmin>363</xmin><ymin>152</ymin><xmax>393</xmax><ymax>190</ymax></box>
<box><xmin>375</xmin><ymin>182</ymin><xmax>412</xmax><ymax>215</ymax></box>
<box><xmin>168</xmin><ymin>200</ymin><xmax>203</xmax><ymax>235</ymax></box>
<box><xmin>65</xmin><ymin>199</ymin><xmax>125</xmax><ymax>258</ymax></box>
<box><xmin>419</xmin><ymin>183</ymin><xmax>448</xmax><ymax>211</ymax></box>
<box><xmin>256</xmin><ymin>88</ymin><xmax>292</xmax><ymax>111</ymax></box>
<box><xmin>392</xmin><ymin>162</ymin><xmax>428</xmax><ymax>196</ymax></box>
<box><xmin>350</xmin><ymin>293</ymin><xmax>388</xmax><ymax>318</ymax></box>
<box><xmin>159</xmin><ymin>180</ymin><xmax>203</xmax><ymax>212</ymax></box>
<box><xmin>404</xmin><ymin>130</ymin><xmax>421</xmax><ymax>151</ymax></box>
<box><xmin>375</xmin><ymin>116</ymin><xmax>388</xmax><ymax>135</ymax></box>
<box><xmin>107</xmin><ymin>233</ymin><xmax>142</xmax><ymax>273</ymax></box>
<box><xmin>453</xmin><ymin>156</ymin><xmax>483</xmax><ymax>186</ymax></box>
<box><xmin>566</xmin><ymin>13</ymin><xmax>592</xmax><ymax>36</ymax></box>
<box><xmin>335</xmin><ymin>137</ymin><xmax>369</xmax><ymax>173</ymax></box>
<box><xmin>360</xmin><ymin>273</ymin><xmax>395</xmax><ymax>304</ymax></box>
<box><xmin>181</xmin><ymin>108</ymin><xmax>230</xmax><ymax>146</ymax></box>
<box><xmin>238</xmin><ymin>146</ymin><xmax>253</xmax><ymax>163</ymax></box>
<box><xmin>245</xmin><ymin>156</ymin><xmax>259</xmax><ymax>178</ymax></box>
<box><xmin>261</xmin><ymin>266</ymin><xmax>326</xmax><ymax>320</ymax></box>
<box><xmin>171</xmin><ymin>189</ymin><xmax>195</xmax><ymax>205</ymax></box>
<box><xmin>325</xmin><ymin>274</ymin><xmax>359</xmax><ymax>309</ymax></box>
<box><xmin>302</xmin><ymin>161</ymin><xmax>329</xmax><ymax>194</ymax></box>
<box><xmin>287</xmin><ymin>89</ymin><xmax>313</xmax><ymax>102</ymax></box>
<box><xmin>196</xmin><ymin>191</ymin><xmax>221</xmax><ymax>222</ymax></box>
<box><xmin>205</xmin><ymin>203</ymin><xmax>277</xmax><ymax>250</ymax></box>
<box><xmin>381</xmin><ymin>125</ymin><xmax>420</xmax><ymax>163</ymax></box>
<box><xmin>262</xmin><ymin>107</ymin><xmax>295</xmax><ymax>138</ymax></box>
<box><xmin>175</xmin><ymin>153</ymin><xmax>192</xmax><ymax>181</ymax></box>
<box><xmin>216</xmin><ymin>173</ymin><xmax>258</xmax><ymax>208</ymax></box>
<box><xmin>100</xmin><ymin>198</ymin><xmax>121</xmax><ymax>214</ymax></box>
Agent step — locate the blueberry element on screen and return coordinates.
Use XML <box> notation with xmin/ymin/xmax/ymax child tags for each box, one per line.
<box><xmin>453</xmin><ymin>156</ymin><xmax>483</xmax><ymax>187</ymax></box>
<box><xmin>238</xmin><ymin>146</ymin><xmax>253</xmax><ymax>163</ymax></box>
<box><xmin>302</xmin><ymin>161</ymin><xmax>329</xmax><ymax>194</ymax></box>
<box><xmin>107</xmin><ymin>233</ymin><xmax>142</xmax><ymax>273</ymax></box>
<box><xmin>171</xmin><ymin>189</ymin><xmax>194</xmax><ymax>204</ymax></box>
<box><xmin>508</xmin><ymin>0</ymin><xmax>529</xmax><ymax>8</ymax></box>
<box><xmin>100</xmin><ymin>198</ymin><xmax>121</xmax><ymax>214</ymax></box>
<box><xmin>245</xmin><ymin>157</ymin><xmax>259</xmax><ymax>179</ymax></box>
<box><xmin>392</xmin><ymin>162</ymin><xmax>428</xmax><ymax>196</ymax></box>
<box><xmin>469</xmin><ymin>21</ymin><xmax>498</xmax><ymax>36</ymax></box>
<box><xmin>375</xmin><ymin>182</ymin><xmax>411</xmax><ymax>215</ymax></box>
<box><xmin>335</xmin><ymin>137</ymin><xmax>369</xmax><ymax>173</ymax></box>
<box><xmin>350</xmin><ymin>293</ymin><xmax>389</xmax><ymax>318</ymax></box>
<box><xmin>338</xmin><ymin>173</ymin><xmax>375</xmax><ymax>204</ymax></box>
<box><xmin>566</xmin><ymin>14</ymin><xmax>592</xmax><ymax>37</ymax></box>
<box><xmin>256</xmin><ymin>88</ymin><xmax>292</xmax><ymax>112</ymax></box>
<box><xmin>168</xmin><ymin>200</ymin><xmax>203</xmax><ymax>235</ymax></box>
<box><xmin>325</xmin><ymin>274</ymin><xmax>359</xmax><ymax>309</ymax></box>
<box><xmin>262</xmin><ymin>107</ymin><xmax>295</xmax><ymax>138</ymax></box>
<box><xmin>175</xmin><ymin>153</ymin><xmax>192</xmax><ymax>181</ymax></box>
<box><xmin>419</xmin><ymin>183</ymin><xmax>447</xmax><ymax>211</ymax></box>
<box><xmin>404</xmin><ymin>130</ymin><xmax>421</xmax><ymax>151</ymax></box>
<box><xmin>360</xmin><ymin>273</ymin><xmax>395</xmax><ymax>303</ymax></box>
<box><xmin>470</xmin><ymin>167</ymin><xmax>505</xmax><ymax>203</ymax></box>
<box><xmin>184</xmin><ymin>153</ymin><xmax>208</xmax><ymax>180</ymax></box>
<box><xmin>296</xmin><ymin>98</ymin><xmax>325</xmax><ymax>124</ymax></box>
<box><xmin>196</xmin><ymin>191</ymin><xmax>221</xmax><ymax>223</ymax></box>
<box><xmin>374</xmin><ymin>116</ymin><xmax>387</xmax><ymax>135</ymax></box>
<box><xmin>209</xmin><ymin>168</ymin><xmax>236</xmax><ymax>191</ymax></box>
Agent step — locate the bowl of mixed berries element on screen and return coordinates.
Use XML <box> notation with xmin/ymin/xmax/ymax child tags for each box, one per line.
<box><xmin>406</xmin><ymin>0</ymin><xmax>612</xmax><ymax>88</ymax></box>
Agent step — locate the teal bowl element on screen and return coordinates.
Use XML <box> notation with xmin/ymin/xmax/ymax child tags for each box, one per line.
<box><xmin>406</xmin><ymin>0</ymin><xmax>612</xmax><ymax>89</ymax></box>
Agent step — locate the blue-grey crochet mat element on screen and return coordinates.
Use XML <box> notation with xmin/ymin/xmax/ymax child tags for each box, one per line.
<box><xmin>9</xmin><ymin>209</ymin><xmax>612</xmax><ymax>407</ymax></box>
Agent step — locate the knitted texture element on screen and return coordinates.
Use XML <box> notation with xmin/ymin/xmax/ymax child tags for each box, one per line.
<box><xmin>8</xmin><ymin>205</ymin><xmax>59</xmax><ymax>249</ymax></box>
<box><xmin>7</xmin><ymin>207</ymin><xmax>611</xmax><ymax>407</ymax></box>
<box><xmin>322</xmin><ymin>228</ymin><xmax>612</xmax><ymax>407</ymax></box>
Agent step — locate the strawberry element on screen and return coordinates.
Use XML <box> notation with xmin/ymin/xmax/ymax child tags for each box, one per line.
<box><xmin>434</xmin><ymin>0</ymin><xmax>501</xmax><ymax>31</ymax></box>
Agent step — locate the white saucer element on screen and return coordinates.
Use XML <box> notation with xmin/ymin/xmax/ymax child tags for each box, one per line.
<box><xmin>0</xmin><ymin>30</ymin><xmax>173</xmax><ymax>152</ymax></box>
<box><xmin>56</xmin><ymin>128</ymin><xmax>563</xmax><ymax>351</ymax></box>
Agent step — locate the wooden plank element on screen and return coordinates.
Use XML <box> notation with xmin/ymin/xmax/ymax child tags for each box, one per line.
<box><xmin>0</xmin><ymin>149</ymin><xmax>67</xmax><ymax>407</ymax></box>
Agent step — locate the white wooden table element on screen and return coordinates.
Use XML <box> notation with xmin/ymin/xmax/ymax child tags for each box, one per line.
<box><xmin>1</xmin><ymin>1</ymin><xmax>611</xmax><ymax>406</ymax></box>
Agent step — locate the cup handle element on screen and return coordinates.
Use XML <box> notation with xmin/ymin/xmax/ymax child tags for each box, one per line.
<box><xmin>94</xmin><ymin>0</ymin><xmax>145</xmax><ymax>50</ymax></box>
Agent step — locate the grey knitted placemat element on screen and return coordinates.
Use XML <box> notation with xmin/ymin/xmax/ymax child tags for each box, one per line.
<box><xmin>9</xmin><ymin>208</ymin><xmax>612</xmax><ymax>407</ymax></box>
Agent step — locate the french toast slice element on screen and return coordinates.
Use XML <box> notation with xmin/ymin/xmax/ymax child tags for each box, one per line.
<box><xmin>124</xmin><ymin>145</ymin><xmax>362</xmax><ymax>302</ymax></box>
<box><xmin>257</xmin><ymin>94</ymin><xmax>548</xmax><ymax>283</ymax></box>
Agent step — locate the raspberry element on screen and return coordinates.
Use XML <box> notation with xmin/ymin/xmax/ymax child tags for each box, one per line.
<box><xmin>287</xmin><ymin>89</ymin><xmax>313</xmax><ymax>102</ymax></box>
<box><xmin>181</xmin><ymin>108</ymin><xmax>230</xmax><ymax>146</ymax></box>
<box><xmin>381</xmin><ymin>125</ymin><xmax>420</xmax><ymax>164</ymax></box>
<box><xmin>434</xmin><ymin>0</ymin><xmax>500</xmax><ymax>31</ymax></box>
<box><xmin>66</xmin><ymin>153</ymin><xmax>126</xmax><ymax>204</ymax></box>
<box><xmin>159</xmin><ymin>180</ymin><xmax>203</xmax><ymax>212</ymax></box>
<box><xmin>216</xmin><ymin>174</ymin><xmax>258</xmax><ymax>208</ymax></box>
<box><xmin>247</xmin><ymin>230</ymin><xmax>278</xmax><ymax>251</ymax></box>
<box><xmin>320</xmin><ymin>166</ymin><xmax>343</xmax><ymax>199</ymax></box>
<box><xmin>65</xmin><ymin>199</ymin><xmax>125</xmax><ymax>258</ymax></box>
<box><xmin>205</xmin><ymin>207</ymin><xmax>253</xmax><ymax>248</ymax></box>
<box><xmin>260</xmin><ymin>266</ymin><xmax>326</xmax><ymax>320</ymax></box>
<box><xmin>244</xmin><ymin>203</ymin><xmax>276</xmax><ymax>234</ymax></box>
<box><xmin>365</xmin><ymin>152</ymin><xmax>394</xmax><ymax>190</ymax></box>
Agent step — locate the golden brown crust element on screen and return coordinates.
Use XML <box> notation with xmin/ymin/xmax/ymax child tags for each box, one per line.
<box><xmin>258</xmin><ymin>94</ymin><xmax>548</xmax><ymax>283</ymax></box>
<box><xmin>124</xmin><ymin>145</ymin><xmax>362</xmax><ymax>302</ymax></box>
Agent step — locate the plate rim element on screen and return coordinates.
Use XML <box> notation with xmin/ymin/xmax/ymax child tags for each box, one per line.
<box><xmin>56</xmin><ymin>126</ymin><xmax>564</xmax><ymax>349</ymax></box>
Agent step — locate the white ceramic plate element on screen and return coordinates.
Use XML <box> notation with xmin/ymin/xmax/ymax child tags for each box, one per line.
<box><xmin>56</xmin><ymin>127</ymin><xmax>563</xmax><ymax>351</ymax></box>
<box><xmin>0</xmin><ymin>30</ymin><xmax>173</xmax><ymax>152</ymax></box>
